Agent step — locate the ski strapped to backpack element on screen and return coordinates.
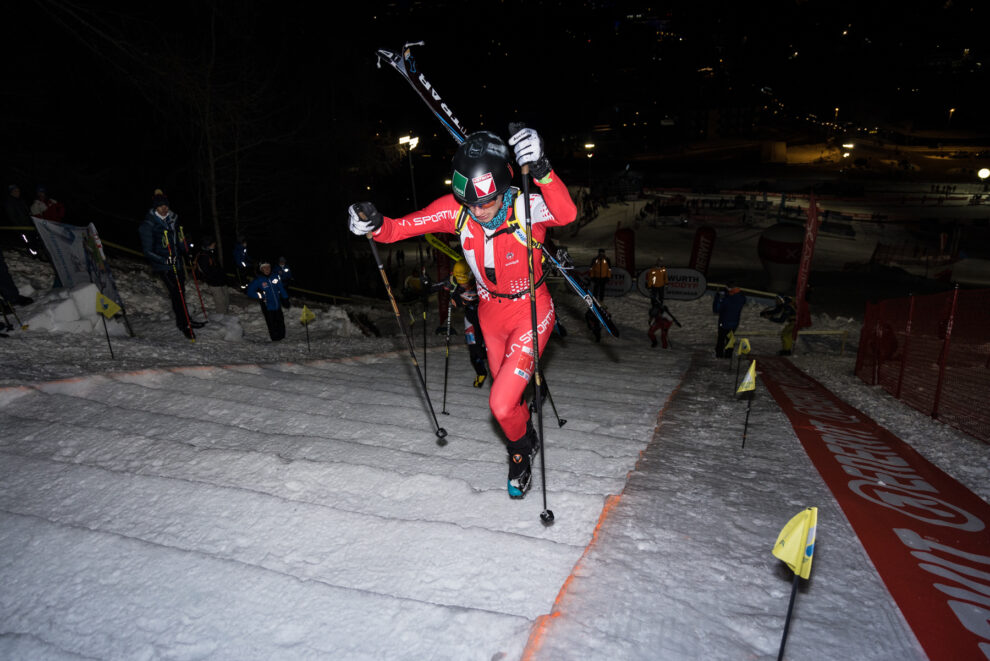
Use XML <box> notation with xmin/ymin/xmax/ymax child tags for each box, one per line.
<box><xmin>377</xmin><ymin>43</ymin><xmax>617</xmax><ymax>337</ymax></box>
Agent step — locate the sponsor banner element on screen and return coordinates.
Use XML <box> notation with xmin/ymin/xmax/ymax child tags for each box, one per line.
<box><xmin>573</xmin><ymin>267</ymin><xmax>632</xmax><ymax>297</ymax></box>
<box><xmin>688</xmin><ymin>226</ymin><xmax>716</xmax><ymax>275</ymax></box>
<box><xmin>636</xmin><ymin>267</ymin><xmax>706</xmax><ymax>300</ymax></box>
<box><xmin>32</xmin><ymin>218</ymin><xmax>125</xmax><ymax>307</ymax></box>
<box><xmin>759</xmin><ymin>357</ymin><xmax>990</xmax><ymax>661</ymax></box>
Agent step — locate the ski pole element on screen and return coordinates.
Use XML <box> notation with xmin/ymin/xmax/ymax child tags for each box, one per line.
<box><xmin>180</xmin><ymin>226</ymin><xmax>208</xmax><ymax>320</ymax></box>
<box><xmin>510</xmin><ymin>121</ymin><xmax>554</xmax><ymax>526</ymax></box>
<box><xmin>163</xmin><ymin>230</ymin><xmax>195</xmax><ymax>342</ymax></box>
<box><xmin>0</xmin><ymin>292</ymin><xmax>27</xmax><ymax>330</ymax></box>
<box><xmin>364</xmin><ymin>227</ymin><xmax>448</xmax><ymax>444</ymax></box>
<box><xmin>441</xmin><ymin>295</ymin><xmax>453</xmax><ymax>415</ymax></box>
<box><xmin>528</xmin><ymin>372</ymin><xmax>565</xmax><ymax>428</ymax></box>
<box><xmin>543</xmin><ymin>377</ymin><xmax>567</xmax><ymax>428</ymax></box>
<box><xmin>422</xmin><ymin>267</ymin><xmax>428</xmax><ymax>381</ymax></box>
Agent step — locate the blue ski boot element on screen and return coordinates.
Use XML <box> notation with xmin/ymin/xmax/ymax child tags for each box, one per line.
<box><xmin>506</xmin><ymin>422</ymin><xmax>540</xmax><ymax>498</ymax></box>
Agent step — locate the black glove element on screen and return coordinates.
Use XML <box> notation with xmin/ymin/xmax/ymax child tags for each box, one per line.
<box><xmin>282</xmin><ymin>298</ymin><xmax>291</xmax><ymax>309</ymax></box>
<box><xmin>348</xmin><ymin>202</ymin><xmax>384</xmax><ymax>235</ymax></box>
<box><xmin>448</xmin><ymin>284</ymin><xmax>466</xmax><ymax>308</ymax></box>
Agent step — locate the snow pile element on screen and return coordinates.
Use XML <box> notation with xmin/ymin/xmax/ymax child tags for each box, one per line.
<box><xmin>20</xmin><ymin>282</ymin><xmax>128</xmax><ymax>336</ymax></box>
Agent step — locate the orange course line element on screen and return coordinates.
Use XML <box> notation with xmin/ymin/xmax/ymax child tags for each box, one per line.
<box><xmin>520</xmin><ymin>356</ymin><xmax>691</xmax><ymax>660</ymax></box>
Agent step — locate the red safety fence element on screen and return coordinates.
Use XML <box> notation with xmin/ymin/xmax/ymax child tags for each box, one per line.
<box><xmin>855</xmin><ymin>287</ymin><xmax>990</xmax><ymax>443</ymax></box>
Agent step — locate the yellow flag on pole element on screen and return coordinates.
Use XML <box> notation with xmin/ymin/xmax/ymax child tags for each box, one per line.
<box><xmin>736</xmin><ymin>337</ymin><xmax>751</xmax><ymax>356</ymax></box>
<box><xmin>772</xmin><ymin>507</ymin><xmax>817</xmax><ymax>579</ymax></box>
<box><xmin>737</xmin><ymin>360</ymin><xmax>757</xmax><ymax>393</ymax></box>
<box><xmin>96</xmin><ymin>293</ymin><xmax>121</xmax><ymax>319</ymax></box>
<box><xmin>724</xmin><ymin>330</ymin><xmax>735</xmax><ymax>350</ymax></box>
<box><xmin>300</xmin><ymin>305</ymin><xmax>316</xmax><ymax>325</ymax></box>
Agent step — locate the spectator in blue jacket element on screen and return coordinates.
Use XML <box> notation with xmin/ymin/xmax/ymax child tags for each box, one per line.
<box><xmin>246</xmin><ymin>258</ymin><xmax>290</xmax><ymax>341</ymax></box>
<box><xmin>712</xmin><ymin>282</ymin><xmax>746</xmax><ymax>358</ymax></box>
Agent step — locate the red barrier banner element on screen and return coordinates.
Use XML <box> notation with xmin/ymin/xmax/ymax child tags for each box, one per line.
<box><xmin>614</xmin><ymin>227</ymin><xmax>636</xmax><ymax>272</ymax></box>
<box><xmin>688</xmin><ymin>226</ymin><xmax>716</xmax><ymax>275</ymax></box>
<box><xmin>794</xmin><ymin>193</ymin><xmax>820</xmax><ymax>336</ymax></box>
<box><xmin>759</xmin><ymin>357</ymin><xmax>990</xmax><ymax>661</ymax></box>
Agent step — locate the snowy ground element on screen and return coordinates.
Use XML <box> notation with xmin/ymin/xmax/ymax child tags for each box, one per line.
<box><xmin>1</xmin><ymin>194</ymin><xmax>988</xmax><ymax>660</ymax></box>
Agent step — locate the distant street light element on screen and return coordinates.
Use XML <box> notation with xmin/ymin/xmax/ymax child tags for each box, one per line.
<box><xmin>584</xmin><ymin>142</ymin><xmax>595</xmax><ymax>193</ymax></box>
<box><xmin>399</xmin><ymin>135</ymin><xmax>419</xmax><ymax>208</ymax></box>
<box><xmin>978</xmin><ymin>168</ymin><xmax>990</xmax><ymax>180</ymax></box>
<box><xmin>948</xmin><ymin>108</ymin><xmax>956</xmax><ymax>128</ymax></box>
<box><xmin>834</xmin><ymin>107</ymin><xmax>839</xmax><ymax>122</ymax></box>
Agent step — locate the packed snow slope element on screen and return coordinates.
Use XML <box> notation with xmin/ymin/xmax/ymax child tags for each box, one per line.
<box><xmin>2</xmin><ymin>188</ymin><xmax>989</xmax><ymax>659</ymax></box>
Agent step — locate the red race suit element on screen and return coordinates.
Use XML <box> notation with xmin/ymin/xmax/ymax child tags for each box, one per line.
<box><xmin>370</xmin><ymin>172</ymin><xmax>577</xmax><ymax>442</ymax></box>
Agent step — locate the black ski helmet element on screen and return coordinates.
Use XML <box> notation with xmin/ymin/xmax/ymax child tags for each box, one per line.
<box><xmin>450</xmin><ymin>131</ymin><xmax>513</xmax><ymax>206</ymax></box>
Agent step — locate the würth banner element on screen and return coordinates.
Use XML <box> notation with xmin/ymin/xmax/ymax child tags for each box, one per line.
<box><xmin>759</xmin><ymin>357</ymin><xmax>990</xmax><ymax>661</ymax></box>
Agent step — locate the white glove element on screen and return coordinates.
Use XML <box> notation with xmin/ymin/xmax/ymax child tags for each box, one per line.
<box><xmin>509</xmin><ymin>127</ymin><xmax>552</xmax><ymax>179</ymax></box>
<box><xmin>348</xmin><ymin>202</ymin><xmax>383</xmax><ymax>236</ymax></box>
<box><xmin>509</xmin><ymin>128</ymin><xmax>543</xmax><ymax>166</ymax></box>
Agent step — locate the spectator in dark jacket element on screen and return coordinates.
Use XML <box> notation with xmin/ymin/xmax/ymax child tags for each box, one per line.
<box><xmin>233</xmin><ymin>235</ymin><xmax>250</xmax><ymax>290</ymax></box>
<box><xmin>246</xmin><ymin>258</ymin><xmax>290</xmax><ymax>341</ymax></box>
<box><xmin>138</xmin><ymin>190</ymin><xmax>203</xmax><ymax>338</ymax></box>
<box><xmin>0</xmin><ymin>247</ymin><xmax>33</xmax><ymax>311</ymax></box>
<box><xmin>194</xmin><ymin>236</ymin><xmax>230</xmax><ymax>315</ymax></box>
<box><xmin>712</xmin><ymin>283</ymin><xmax>746</xmax><ymax>358</ymax></box>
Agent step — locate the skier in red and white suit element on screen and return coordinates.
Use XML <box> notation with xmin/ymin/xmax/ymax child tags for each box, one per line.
<box><xmin>348</xmin><ymin>128</ymin><xmax>576</xmax><ymax>497</ymax></box>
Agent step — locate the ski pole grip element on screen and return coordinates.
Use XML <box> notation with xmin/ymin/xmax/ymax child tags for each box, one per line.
<box><xmin>508</xmin><ymin>122</ymin><xmax>530</xmax><ymax>175</ymax></box>
<box><xmin>357</xmin><ymin>210</ymin><xmax>374</xmax><ymax>239</ymax></box>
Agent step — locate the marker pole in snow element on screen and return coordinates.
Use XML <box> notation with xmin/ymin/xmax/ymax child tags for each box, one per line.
<box><xmin>441</xmin><ymin>299</ymin><xmax>453</xmax><ymax>415</ymax></box>
<box><xmin>163</xmin><ymin>230</ymin><xmax>195</xmax><ymax>342</ymax></box>
<box><xmin>741</xmin><ymin>395</ymin><xmax>753</xmax><ymax>448</ymax></box>
<box><xmin>100</xmin><ymin>312</ymin><xmax>115</xmax><ymax>359</ymax></box>
<box><xmin>364</xmin><ymin>228</ymin><xmax>448</xmax><ymax>444</ymax></box>
<box><xmin>511</xmin><ymin>122</ymin><xmax>554</xmax><ymax>526</ymax></box>
<box><xmin>776</xmin><ymin>571</ymin><xmax>801</xmax><ymax>661</ymax></box>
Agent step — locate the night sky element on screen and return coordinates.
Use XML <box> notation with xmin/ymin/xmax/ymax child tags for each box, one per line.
<box><xmin>4</xmin><ymin>1</ymin><xmax>986</xmax><ymax>292</ymax></box>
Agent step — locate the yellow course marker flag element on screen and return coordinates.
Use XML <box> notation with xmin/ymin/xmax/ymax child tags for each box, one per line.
<box><xmin>772</xmin><ymin>507</ymin><xmax>817</xmax><ymax>579</ymax></box>
<box><xmin>300</xmin><ymin>305</ymin><xmax>316</xmax><ymax>325</ymax></box>
<box><xmin>737</xmin><ymin>360</ymin><xmax>757</xmax><ymax>393</ymax></box>
<box><xmin>96</xmin><ymin>293</ymin><xmax>121</xmax><ymax>319</ymax></box>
